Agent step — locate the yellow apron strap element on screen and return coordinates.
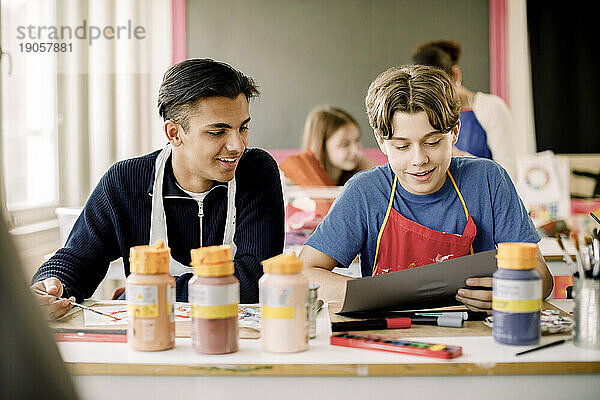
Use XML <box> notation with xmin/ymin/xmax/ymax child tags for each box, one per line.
<box><xmin>372</xmin><ymin>175</ymin><xmax>398</xmax><ymax>275</ymax></box>
<box><xmin>447</xmin><ymin>170</ymin><xmax>474</xmax><ymax>255</ymax></box>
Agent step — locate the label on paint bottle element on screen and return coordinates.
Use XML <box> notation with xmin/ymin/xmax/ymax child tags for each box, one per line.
<box><xmin>261</xmin><ymin>287</ymin><xmax>302</xmax><ymax>319</ymax></box>
<box><xmin>492</xmin><ymin>270</ymin><xmax>542</xmax><ymax>345</ymax></box>
<box><xmin>126</xmin><ymin>285</ymin><xmax>159</xmax><ymax>317</ymax></box>
<box><xmin>492</xmin><ymin>279</ymin><xmax>542</xmax><ymax>312</ymax></box>
<box><xmin>190</xmin><ymin>283</ymin><xmax>239</xmax><ymax>319</ymax></box>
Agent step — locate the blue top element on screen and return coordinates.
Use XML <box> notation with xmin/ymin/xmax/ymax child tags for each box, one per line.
<box><xmin>457</xmin><ymin>110</ymin><xmax>492</xmax><ymax>159</ymax></box>
<box><xmin>33</xmin><ymin>148</ymin><xmax>285</xmax><ymax>303</ymax></box>
<box><xmin>305</xmin><ymin>157</ymin><xmax>539</xmax><ymax>277</ymax></box>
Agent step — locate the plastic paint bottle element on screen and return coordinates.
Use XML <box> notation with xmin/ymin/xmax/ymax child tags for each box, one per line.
<box><xmin>189</xmin><ymin>245</ymin><xmax>239</xmax><ymax>354</ymax></box>
<box><xmin>493</xmin><ymin>242</ymin><xmax>541</xmax><ymax>345</ymax></box>
<box><xmin>260</xmin><ymin>253</ymin><xmax>309</xmax><ymax>352</ymax></box>
<box><xmin>126</xmin><ymin>240</ymin><xmax>175</xmax><ymax>351</ymax></box>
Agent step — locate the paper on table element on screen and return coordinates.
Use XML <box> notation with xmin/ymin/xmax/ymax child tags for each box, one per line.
<box><xmin>339</xmin><ymin>249</ymin><xmax>498</xmax><ymax>314</ymax></box>
<box><xmin>83</xmin><ymin>303</ymin><xmax>261</xmax><ymax>330</ymax></box>
<box><xmin>83</xmin><ymin>303</ymin><xmax>192</xmax><ymax>325</ymax></box>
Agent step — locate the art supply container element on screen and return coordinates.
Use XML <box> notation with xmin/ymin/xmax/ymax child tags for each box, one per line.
<box><xmin>260</xmin><ymin>254</ymin><xmax>309</xmax><ymax>352</ymax></box>
<box><xmin>573</xmin><ymin>278</ymin><xmax>600</xmax><ymax>349</ymax></box>
<box><xmin>189</xmin><ymin>245</ymin><xmax>239</xmax><ymax>354</ymax></box>
<box><xmin>126</xmin><ymin>241</ymin><xmax>175</xmax><ymax>351</ymax></box>
<box><xmin>308</xmin><ymin>283</ymin><xmax>319</xmax><ymax>339</ymax></box>
<box><xmin>492</xmin><ymin>243</ymin><xmax>541</xmax><ymax>345</ymax></box>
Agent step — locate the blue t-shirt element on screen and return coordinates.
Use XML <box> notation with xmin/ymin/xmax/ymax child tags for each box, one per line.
<box><xmin>305</xmin><ymin>157</ymin><xmax>539</xmax><ymax>277</ymax></box>
<box><xmin>457</xmin><ymin>110</ymin><xmax>492</xmax><ymax>159</ymax></box>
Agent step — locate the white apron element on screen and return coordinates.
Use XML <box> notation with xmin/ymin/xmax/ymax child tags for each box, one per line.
<box><xmin>149</xmin><ymin>143</ymin><xmax>237</xmax><ymax>276</ymax></box>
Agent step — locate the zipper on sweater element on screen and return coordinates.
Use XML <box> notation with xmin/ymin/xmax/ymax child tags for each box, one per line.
<box><xmin>197</xmin><ymin>200</ymin><xmax>204</xmax><ymax>247</ymax></box>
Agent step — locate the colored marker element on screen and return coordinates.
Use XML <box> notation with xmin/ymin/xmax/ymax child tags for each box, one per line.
<box><xmin>415</xmin><ymin>311</ymin><xmax>469</xmax><ymax>320</ymax></box>
<box><xmin>411</xmin><ymin>316</ymin><xmax>464</xmax><ymax>328</ymax></box>
<box><xmin>331</xmin><ymin>316</ymin><xmax>463</xmax><ymax>332</ymax></box>
<box><xmin>340</xmin><ymin>310</ymin><xmax>486</xmax><ymax>321</ymax></box>
<box><xmin>332</xmin><ymin>318</ymin><xmax>411</xmax><ymax>332</ymax></box>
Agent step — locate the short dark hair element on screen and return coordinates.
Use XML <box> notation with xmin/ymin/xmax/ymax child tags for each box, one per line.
<box><xmin>412</xmin><ymin>45</ymin><xmax>454</xmax><ymax>77</ymax></box>
<box><xmin>412</xmin><ymin>39</ymin><xmax>463</xmax><ymax>78</ymax></box>
<box><xmin>157</xmin><ymin>58</ymin><xmax>260</xmax><ymax>131</ymax></box>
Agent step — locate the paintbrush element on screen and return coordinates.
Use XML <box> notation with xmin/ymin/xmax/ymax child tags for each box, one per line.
<box><xmin>590</xmin><ymin>212</ymin><xmax>600</xmax><ymax>226</ymax></box>
<box><xmin>555</xmin><ymin>234</ymin><xmax>578</xmax><ymax>274</ymax></box>
<box><xmin>584</xmin><ymin>236</ymin><xmax>594</xmax><ymax>277</ymax></box>
<box><xmin>569</xmin><ymin>231</ymin><xmax>587</xmax><ymax>279</ymax></box>
<box><xmin>32</xmin><ymin>288</ymin><xmax>119</xmax><ymax>321</ymax></box>
<box><xmin>592</xmin><ymin>231</ymin><xmax>600</xmax><ymax>278</ymax></box>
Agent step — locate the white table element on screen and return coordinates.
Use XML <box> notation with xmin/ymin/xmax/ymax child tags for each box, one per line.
<box><xmin>59</xmin><ymin>299</ymin><xmax>600</xmax><ymax>400</ymax></box>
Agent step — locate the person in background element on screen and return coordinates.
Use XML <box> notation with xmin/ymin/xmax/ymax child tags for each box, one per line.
<box><xmin>412</xmin><ymin>39</ymin><xmax>516</xmax><ymax>178</ymax></box>
<box><xmin>31</xmin><ymin>59</ymin><xmax>285</xmax><ymax>319</ymax></box>
<box><xmin>1</xmin><ymin>210</ymin><xmax>79</xmax><ymax>399</ymax></box>
<box><xmin>280</xmin><ymin>105</ymin><xmax>372</xmax><ymax>187</ymax></box>
<box><xmin>299</xmin><ymin>65</ymin><xmax>552</xmax><ymax>311</ymax></box>
<box><xmin>302</xmin><ymin>105</ymin><xmax>372</xmax><ymax>186</ymax></box>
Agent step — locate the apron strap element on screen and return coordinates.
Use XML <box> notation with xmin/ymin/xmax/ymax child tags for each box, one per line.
<box><xmin>447</xmin><ymin>170</ymin><xmax>468</xmax><ymax>220</ymax></box>
<box><xmin>151</xmin><ymin>144</ymin><xmax>239</xmax><ymax>272</ymax></box>
<box><xmin>447</xmin><ymin>170</ymin><xmax>474</xmax><ymax>255</ymax></box>
<box><xmin>149</xmin><ymin>143</ymin><xmax>171</xmax><ymax>248</ymax></box>
<box><xmin>372</xmin><ymin>175</ymin><xmax>398</xmax><ymax>275</ymax></box>
<box><xmin>372</xmin><ymin>169</ymin><xmax>475</xmax><ymax>273</ymax></box>
<box><xmin>223</xmin><ymin>178</ymin><xmax>237</xmax><ymax>255</ymax></box>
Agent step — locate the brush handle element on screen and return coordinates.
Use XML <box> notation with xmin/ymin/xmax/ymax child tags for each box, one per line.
<box><xmin>593</xmin><ymin>238</ymin><xmax>600</xmax><ymax>278</ymax></box>
<box><xmin>515</xmin><ymin>339</ymin><xmax>570</xmax><ymax>356</ymax></box>
<box><xmin>32</xmin><ymin>288</ymin><xmax>118</xmax><ymax>320</ymax></box>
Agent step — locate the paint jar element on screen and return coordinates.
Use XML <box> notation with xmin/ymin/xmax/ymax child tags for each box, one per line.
<box><xmin>260</xmin><ymin>254</ymin><xmax>309</xmax><ymax>352</ymax></box>
<box><xmin>189</xmin><ymin>245</ymin><xmax>239</xmax><ymax>354</ymax></box>
<box><xmin>308</xmin><ymin>283</ymin><xmax>319</xmax><ymax>339</ymax></box>
<box><xmin>573</xmin><ymin>277</ymin><xmax>600</xmax><ymax>349</ymax></box>
<box><xmin>492</xmin><ymin>242</ymin><xmax>541</xmax><ymax>345</ymax></box>
<box><xmin>126</xmin><ymin>240</ymin><xmax>175</xmax><ymax>351</ymax></box>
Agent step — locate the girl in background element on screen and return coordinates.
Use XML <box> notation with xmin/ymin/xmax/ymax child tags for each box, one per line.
<box><xmin>295</xmin><ymin>105</ymin><xmax>371</xmax><ymax>186</ymax></box>
<box><xmin>279</xmin><ymin>105</ymin><xmax>373</xmax><ymax>238</ymax></box>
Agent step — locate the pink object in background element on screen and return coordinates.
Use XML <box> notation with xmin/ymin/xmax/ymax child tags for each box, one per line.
<box><xmin>171</xmin><ymin>0</ymin><xmax>187</xmax><ymax>64</ymax></box>
<box><xmin>490</xmin><ymin>0</ymin><xmax>508</xmax><ymax>104</ymax></box>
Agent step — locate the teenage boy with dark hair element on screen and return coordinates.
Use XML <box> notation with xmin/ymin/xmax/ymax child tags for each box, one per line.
<box><xmin>300</xmin><ymin>65</ymin><xmax>552</xmax><ymax>312</ymax></box>
<box><xmin>32</xmin><ymin>59</ymin><xmax>284</xmax><ymax>319</ymax></box>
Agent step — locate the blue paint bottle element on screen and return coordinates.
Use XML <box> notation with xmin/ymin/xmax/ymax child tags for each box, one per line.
<box><xmin>492</xmin><ymin>243</ymin><xmax>541</xmax><ymax>345</ymax></box>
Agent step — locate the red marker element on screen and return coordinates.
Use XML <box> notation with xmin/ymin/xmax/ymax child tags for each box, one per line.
<box><xmin>332</xmin><ymin>316</ymin><xmax>463</xmax><ymax>332</ymax></box>
<box><xmin>332</xmin><ymin>318</ymin><xmax>411</xmax><ymax>332</ymax></box>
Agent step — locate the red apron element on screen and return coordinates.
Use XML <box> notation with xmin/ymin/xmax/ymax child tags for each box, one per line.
<box><xmin>372</xmin><ymin>171</ymin><xmax>477</xmax><ymax>276</ymax></box>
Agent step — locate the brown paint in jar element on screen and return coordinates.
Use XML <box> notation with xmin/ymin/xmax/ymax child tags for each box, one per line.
<box><xmin>126</xmin><ymin>240</ymin><xmax>175</xmax><ymax>351</ymax></box>
<box><xmin>189</xmin><ymin>245</ymin><xmax>239</xmax><ymax>354</ymax></box>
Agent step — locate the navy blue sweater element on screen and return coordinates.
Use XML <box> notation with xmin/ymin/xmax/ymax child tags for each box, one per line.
<box><xmin>33</xmin><ymin>148</ymin><xmax>285</xmax><ymax>303</ymax></box>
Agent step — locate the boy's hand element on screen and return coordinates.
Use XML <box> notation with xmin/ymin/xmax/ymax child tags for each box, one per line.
<box><xmin>456</xmin><ymin>277</ymin><xmax>493</xmax><ymax>313</ymax></box>
<box><xmin>31</xmin><ymin>278</ymin><xmax>74</xmax><ymax>320</ymax></box>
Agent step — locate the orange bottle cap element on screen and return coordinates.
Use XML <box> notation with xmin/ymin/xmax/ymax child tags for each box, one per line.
<box><xmin>129</xmin><ymin>240</ymin><xmax>170</xmax><ymax>274</ymax></box>
<box><xmin>496</xmin><ymin>242</ymin><xmax>538</xmax><ymax>269</ymax></box>
<box><xmin>190</xmin><ymin>245</ymin><xmax>234</xmax><ymax>276</ymax></box>
<box><xmin>262</xmin><ymin>253</ymin><xmax>303</xmax><ymax>274</ymax></box>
